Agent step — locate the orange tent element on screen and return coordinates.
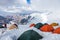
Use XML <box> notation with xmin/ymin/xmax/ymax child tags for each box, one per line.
<box><xmin>30</xmin><ymin>23</ymin><xmax>36</xmax><ymax>27</ymax></box>
<box><xmin>40</xmin><ymin>24</ymin><xmax>54</xmax><ymax>32</ymax></box>
<box><xmin>53</xmin><ymin>27</ymin><xmax>60</xmax><ymax>34</ymax></box>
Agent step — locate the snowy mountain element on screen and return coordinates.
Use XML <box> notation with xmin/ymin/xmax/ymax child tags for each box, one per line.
<box><xmin>0</xmin><ymin>0</ymin><xmax>60</xmax><ymax>40</ymax></box>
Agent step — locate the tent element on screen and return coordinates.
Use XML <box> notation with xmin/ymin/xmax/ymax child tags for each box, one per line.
<box><xmin>0</xmin><ymin>25</ymin><xmax>4</xmax><ymax>28</ymax></box>
<box><xmin>53</xmin><ymin>27</ymin><xmax>60</xmax><ymax>34</ymax></box>
<box><xmin>29</xmin><ymin>23</ymin><xmax>36</xmax><ymax>27</ymax></box>
<box><xmin>40</xmin><ymin>25</ymin><xmax>54</xmax><ymax>32</ymax></box>
<box><xmin>34</xmin><ymin>23</ymin><xmax>43</xmax><ymax>29</ymax></box>
<box><xmin>18</xmin><ymin>30</ymin><xmax>43</xmax><ymax>40</ymax></box>
<box><xmin>50</xmin><ymin>23</ymin><xmax>59</xmax><ymax>27</ymax></box>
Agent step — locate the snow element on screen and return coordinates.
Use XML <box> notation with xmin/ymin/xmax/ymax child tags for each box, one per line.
<box><xmin>0</xmin><ymin>25</ymin><xmax>60</xmax><ymax>40</ymax></box>
<box><xmin>27</xmin><ymin>13</ymin><xmax>48</xmax><ymax>24</ymax></box>
<box><xmin>0</xmin><ymin>12</ymin><xmax>60</xmax><ymax>40</ymax></box>
<box><xmin>0</xmin><ymin>0</ymin><xmax>60</xmax><ymax>40</ymax></box>
<box><xmin>41</xmin><ymin>34</ymin><xmax>60</xmax><ymax>40</ymax></box>
<box><xmin>0</xmin><ymin>13</ymin><xmax>60</xmax><ymax>40</ymax></box>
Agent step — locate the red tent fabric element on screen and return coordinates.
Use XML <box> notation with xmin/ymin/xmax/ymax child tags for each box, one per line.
<box><xmin>30</xmin><ymin>23</ymin><xmax>36</xmax><ymax>27</ymax></box>
<box><xmin>53</xmin><ymin>27</ymin><xmax>60</xmax><ymax>34</ymax></box>
<box><xmin>40</xmin><ymin>24</ymin><xmax>54</xmax><ymax>32</ymax></box>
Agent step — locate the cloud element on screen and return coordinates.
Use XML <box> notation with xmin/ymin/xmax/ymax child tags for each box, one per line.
<box><xmin>0</xmin><ymin>0</ymin><xmax>30</xmax><ymax>7</ymax></box>
<box><xmin>0</xmin><ymin>0</ymin><xmax>16</xmax><ymax>6</ymax></box>
<box><xmin>0</xmin><ymin>0</ymin><xmax>60</xmax><ymax>14</ymax></box>
<box><xmin>0</xmin><ymin>0</ymin><xmax>32</xmax><ymax>13</ymax></box>
<box><xmin>31</xmin><ymin>0</ymin><xmax>60</xmax><ymax>12</ymax></box>
<box><xmin>0</xmin><ymin>5</ymin><xmax>32</xmax><ymax>13</ymax></box>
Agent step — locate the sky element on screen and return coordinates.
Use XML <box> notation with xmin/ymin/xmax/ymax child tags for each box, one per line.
<box><xmin>31</xmin><ymin>0</ymin><xmax>60</xmax><ymax>13</ymax></box>
<box><xmin>0</xmin><ymin>0</ymin><xmax>60</xmax><ymax>14</ymax></box>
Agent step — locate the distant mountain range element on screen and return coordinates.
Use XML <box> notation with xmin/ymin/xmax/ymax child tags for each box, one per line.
<box><xmin>0</xmin><ymin>15</ymin><xmax>13</xmax><ymax>25</ymax></box>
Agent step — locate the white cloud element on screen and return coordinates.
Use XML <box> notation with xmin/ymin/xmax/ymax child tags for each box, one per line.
<box><xmin>0</xmin><ymin>5</ymin><xmax>32</xmax><ymax>13</ymax></box>
<box><xmin>31</xmin><ymin>0</ymin><xmax>60</xmax><ymax>13</ymax></box>
<box><xmin>0</xmin><ymin>0</ymin><xmax>32</xmax><ymax>13</ymax></box>
<box><xmin>0</xmin><ymin>0</ymin><xmax>60</xmax><ymax>13</ymax></box>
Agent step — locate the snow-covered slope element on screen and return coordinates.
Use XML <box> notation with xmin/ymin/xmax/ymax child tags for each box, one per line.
<box><xmin>27</xmin><ymin>12</ymin><xmax>48</xmax><ymax>24</ymax></box>
<box><xmin>0</xmin><ymin>24</ymin><xmax>60</xmax><ymax>40</ymax></box>
<box><xmin>47</xmin><ymin>13</ymin><xmax>60</xmax><ymax>25</ymax></box>
<box><xmin>0</xmin><ymin>0</ymin><xmax>60</xmax><ymax>40</ymax></box>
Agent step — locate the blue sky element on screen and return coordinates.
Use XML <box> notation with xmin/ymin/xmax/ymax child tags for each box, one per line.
<box><xmin>27</xmin><ymin>0</ymin><xmax>31</xmax><ymax>4</ymax></box>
